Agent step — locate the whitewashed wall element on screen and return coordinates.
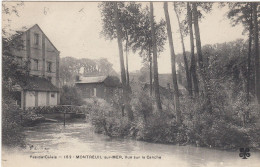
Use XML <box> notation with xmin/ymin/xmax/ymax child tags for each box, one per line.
<box><xmin>38</xmin><ymin>92</ymin><xmax>47</xmax><ymax>106</ymax></box>
<box><xmin>25</xmin><ymin>91</ymin><xmax>35</xmax><ymax>107</ymax></box>
<box><xmin>49</xmin><ymin>92</ymin><xmax>57</xmax><ymax>106</ymax></box>
<box><xmin>25</xmin><ymin>91</ymin><xmax>57</xmax><ymax>108</ymax></box>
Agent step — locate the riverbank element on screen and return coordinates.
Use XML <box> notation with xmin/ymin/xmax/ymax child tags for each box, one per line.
<box><xmin>87</xmin><ymin>96</ymin><xmax>260</xmax><ymax>150</ymax></box>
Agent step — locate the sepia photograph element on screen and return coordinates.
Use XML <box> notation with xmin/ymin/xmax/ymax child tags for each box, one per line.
<box><xmin>1</xmin><ymin>1</ymin><xmax>260</xmax><ymax>167</ymax></box>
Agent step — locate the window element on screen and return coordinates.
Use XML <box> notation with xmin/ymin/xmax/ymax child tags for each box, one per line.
<box><xmin>47</xmin><ymin>62</ymin><xmax>52</xmax><ymax>72</ymax></box>
<box><xmin>34</xmin><ymin>33</ymin><xmax>39</xmax><ymax>45</ymax></box>
<box><xmin>51</xmin><ymin>93</ymin><xmax>55</xmax><ymax>98</ymax></box>
<box><xmin>34</xmin><ymin>59</ymin><xmax>39</xmax><ymax>70</ymax></box>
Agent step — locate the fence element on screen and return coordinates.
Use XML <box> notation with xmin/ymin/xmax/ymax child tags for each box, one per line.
<box><xmin>25</xmin><ymin>105</ymin><xmax>87</xmax><ymax>114</ymax></box>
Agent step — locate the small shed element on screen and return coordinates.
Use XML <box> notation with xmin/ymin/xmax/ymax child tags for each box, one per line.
<box><xmin>12</xmin><ymin>76</ymin><xmax>59</xmax><ymax>110</ymax></box>
<box><xmin>75</xmin><ymin>76</ymin><xmax>122</xmax><ymax>100</ymax></box>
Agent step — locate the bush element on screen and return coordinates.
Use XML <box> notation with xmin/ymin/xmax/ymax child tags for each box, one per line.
<box><xmin>131</xmin><ymin>91</ymin><xmax>153</xmax><ymax>123</ymax></box>
<box><xmin>60</xmin><ymin>85</ymin><xmax>84</xmax><ymax>105</ymax></box>
<box><xmin>2</xmin><ymin>97</ymin><xmax>25</xmax><ymax>147</ymax></box>
<box><xmin>88</xmin><ymin>85</ymin><xmax>260</xmax><ymax>150</ymax></box>
<box><xmin>180</xmin><ymin>90</ymin><xmax>260</xmax><ymax>149</ymax></box>
<box><xmin>130</xmin><ymin>91</ymin><xmax>187</xmax><ymax>144</ymax></box>
<box><xmin>87</xmin><ymin>98</ymin><xmax>130</xmax><ymax>137</ymax></box>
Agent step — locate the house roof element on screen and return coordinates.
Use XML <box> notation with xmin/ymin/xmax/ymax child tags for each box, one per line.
<box><xmin>76</xmin><ymin>76</ymin><xmax>107</xmax><ymax>84</ymax></box>
<box><xmin>75</xmin><ymin>76</ymin><xmax>122</xmax><ymax>87</ymax></box>
<box><xmin>6</xmin><ymin>24</ymin><xmax>59</xmax><ymax>53</ymax></box>
<box><xmin>18</xmin><ymin>76</ymin><xmax>59</xmax><ymax>92</ymax></box>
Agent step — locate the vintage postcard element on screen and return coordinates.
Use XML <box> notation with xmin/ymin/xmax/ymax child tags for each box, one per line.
<box><xmin>1</xmin><ymin>1</ymin><xmax>260</xmax><ymax>167</ymax></box>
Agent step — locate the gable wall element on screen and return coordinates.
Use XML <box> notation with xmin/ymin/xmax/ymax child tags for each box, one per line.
<box><xmin>11</xmin><ymin>25</ymin><xmax>60</xmax><ymax>89</ymax></box>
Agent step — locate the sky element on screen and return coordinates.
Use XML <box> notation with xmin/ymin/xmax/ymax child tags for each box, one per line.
<box><xmin>2</xmin><ymin>1</ymin><xmax>246</xmax><ymax>74</ymax></box>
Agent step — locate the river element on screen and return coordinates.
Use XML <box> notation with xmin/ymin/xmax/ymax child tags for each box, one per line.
<box><xmin>2</xmin><ymin>120</ymin><xmax>260</xmax><ymax>167</ymax></box>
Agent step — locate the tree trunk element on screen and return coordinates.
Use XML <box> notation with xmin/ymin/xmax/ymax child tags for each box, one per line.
<box><xmin>164</xmin><ymin>2</ymin><xmax>181</xmax><ymax>124</ymax></box>
<box><xmin>113</xmin><ymin>2</ymin><xmax>133</xmax><ymax>120</ymax></box>
<box><xmin>187</xmin><ymin>2</ymin><xmax>199</xmax><ymax>97</ymax></box>
<box><xmin>174</xmin><ymin>3</ymin><xmax>192</xmax><ymax>96</ymax></box>
<box><xmin>113</xmin><ymin>2</ymin><xmax>126</xmax><ymax>86</ymax></box>
<box><xmin>149</xmin><ymin>45</ymin><xmax>153</xmax><ymax>96</ymax></box>
<box><xmin>125</xmin><ymin>32</ymin><xmax>130</xmax><ymax>87</ymax></box>
<box><xmin>150</xmin><ymin>2</ymin><xmax>162</xmax><ymax>111</ymax></box>
<box><xmin>253</xmin><ymin>3</ymin><xmax>260</xmax><ymax>104</ymax></box>
<box><xmin>247</xmin><ymin>5</ymin><xmax>253</xmax><ymax>104</ymax></box>
<box><xmin>192</xmin><ymin>2</ymin><xmax>212</xmax><ymax>111</ymax></box>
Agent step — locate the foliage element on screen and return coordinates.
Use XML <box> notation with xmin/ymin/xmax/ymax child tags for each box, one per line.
<box><xmin>87</xmin><ymin>98</ymin><xmax>130</xmax><ymax>136</ymax></box>
<box><xmin>89</xmin><ymin>73</ymin><xmax>260</xmax><ymax>149</ymax></box>
<box><xmin>2</xmin><ymin>4</ymin><xmax>30</xmax><ymax>147</ymax></box>
<box><xmin>2</xmin><ymin>97</ymin><xmax>25</xmax><ymax>147</ymax></box>
<box><xmin>99</xmin><ymin>2</ymin><xmax>142</xmax><ymax>42</ymax></box>
<box><xmin>60</xmin><ymin>85</ymin><xmax>84</xmax><ymax>105</ymax></box>
<box><xmin>130</xmin><ymin>6</ymin><xmax>167</xmax><ymax>62</ymax></box>
<box><xmin>60</xmin><ymin>57</ymin><xmax>117</xmax><ymax>86</ymax></box>
<box><xmin>203</xmin><ymin>39</ymin><xmax>253</xmax><ymax>97</ymax></box>
<box><xmin>2</xmin><ymin>34</ymin><xmax>28</xmax><ymax>88</ymax></box>
<box><xmin>224</xmin><ymin>2</ymin><xmax>260</xmax><ymax>34</ymax></box>
<box><xmin>137</xmin><ymin>63</ymin><xmax>150</xmax><ymax>82</ymax></box>
<box><xmin>2</xmin><ymin>2</ymin><xmax>24</xmax><ymax>36</ymax></box>
<box><xmin>131</xmin><ymin>90</ymin><xmax>153</xmax><ymax>122</ymax></box>
<box><xmin>99</xmin><ymin>1</ymin><xmax>167</xmax><ymax>71</ymax></box>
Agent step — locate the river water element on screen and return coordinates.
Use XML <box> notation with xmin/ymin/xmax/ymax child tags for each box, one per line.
<box><xmin>2</xmin><ymin>120</ymin><xmax>260</xmax><ymax>167</ymax></box>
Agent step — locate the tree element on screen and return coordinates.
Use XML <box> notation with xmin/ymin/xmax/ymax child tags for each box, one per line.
<box><xmin>225</xmin><ymin>2</ymin><xmax>255</xmax><ymax>103</ymax></box>
<box><xmin>187</xmin><ymin>2</ymin><xmax>199</xmax><ymax>96</ymax></box>
<box><xmin>125</xmin><ymin>34</ymin><xmax>130</xmax><ymax>86</ymax></box>
<box><xmin>122</xmin><ymin>3</ymin><xmax>142</xmax><ymax>86</ymax></box>
<box><xmin>164</xmin><ymin>2</ymin><xmax>181</xmax><ymax>123</ymax></box>
<box><xmin>247</xmin><ymin>5</ymin><xmax>253</xmax><ymax>103</ymax></box>
<box><xmin>173</xmin><ymin>2</ymin><xmax>193</xmax><ymax>96</ymax></box>
<box><xmin>2</xmin><ymin>2</ymin><xmax>28</xmax><ymax>97</ymax></box>
<box><xmin>113</xmin><ymin>2</ymin><xmax>127</xmax><ymax>87</ymax></box>
<box><xmin>2</xmin><ymin>2</ymin><xmax>24</xmax><ymax>36</ymax></box>
<box><xmin>192</xmin><ymin>2</ymin><xmax>213</xmax><ymax>110</ymax></box>
<box><xmin>150</xmin><ymin>2</ymin><xmax>162</xmax><ymax>111</ymax></box>
<box><xmin>99</xmin><ymin>2</ymin><xmax>142</xmax><ymax>88</ymax></box>
<box><xmin>2</xmin><ymin>2</ymin><xmax>27</xmax><ymax>147</ymax></box>
<box><xmin>60</xmin><ymin>85</ymin><xmax>84</xmax><ymax>105</ymax></box>
<box><xmin>99</xmin><ymin>2</ymin><xmax>134</xmax><ymax>120</ymax></box>
<box><xmin>98</xmin><ymin>58</ymin><xmax>117</xmax><ymax>76</ymax></box>
<box><xmin>138</xmin><ymin>63</ymin><xmax>150</xmax><ymax>82</ymax></box>
<box><xmin>2</xmin><ymin>34</ymin><xmax>28</xmax><ymax>97</ymax></box>
<box><xmin>253</xmin><ymin>3</ymin><xmax>259</xmax><ymax>104</ymax></box>
<box><xmin>130</xmin><ymin>6</ymin><xmax>166</xmax><ymax>96</ymax></box>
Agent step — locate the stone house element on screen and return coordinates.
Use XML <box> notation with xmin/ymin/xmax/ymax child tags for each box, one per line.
<box><xmin>10</xmin><ymin>24</ymin><xmax>60</xmax><ymax>109</ymax></box>
<box><xmin>75</xmin><ymin>76</ymin><xmax>122</xmax><ymax>100</ymax></box>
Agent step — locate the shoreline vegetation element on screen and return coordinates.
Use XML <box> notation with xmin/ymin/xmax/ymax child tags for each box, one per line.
<box><xmin>87</xmin><ymin>94</ymin><xmax>260</xmax><ymax>150</ymax></box>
